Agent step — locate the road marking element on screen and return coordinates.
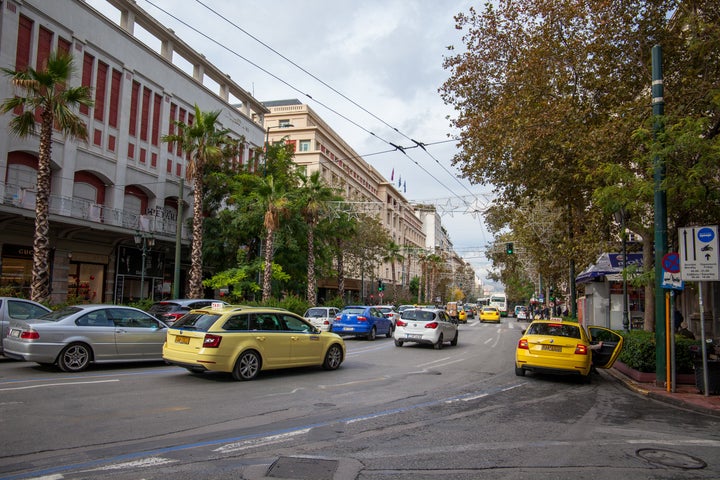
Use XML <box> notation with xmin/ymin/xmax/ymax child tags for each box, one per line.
<box><xmin>83</xmin><ymin>457</ymin><xmax>175</xmax><ymax>472</ymax></box>
<box><xmin>214</xmin><ymin>429</ymin><xmax>311</xmax><ymax>453</ymax></box>
<box><xmin>0</xmin><ymin>379</ymin><xmax>119</xmax><ymax>391</ymax></box>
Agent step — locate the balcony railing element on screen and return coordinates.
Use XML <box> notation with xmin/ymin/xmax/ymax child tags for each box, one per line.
<box><xmin>0</xmin><ymin>181</ymin><xmax>189</xmax><ymax>240</ymax></box>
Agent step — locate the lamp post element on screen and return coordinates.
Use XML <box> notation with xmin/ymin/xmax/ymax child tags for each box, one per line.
<box><xmin>264</xmin><ymin>123</ymin><xmax>294</xmax><ymax>176</ymax></box>
<box><xmin>614</xmin><ymin>207</ymin><xmax>629</xmax><ymax>331</ymax></box>
<box><xmin>134</xmin><ymin>231</ymin><xmax>155</xmax><ymax>301</ymax></box>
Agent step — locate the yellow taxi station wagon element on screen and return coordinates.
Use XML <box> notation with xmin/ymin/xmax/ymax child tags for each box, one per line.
<box><xmin>162</xmin><ymin>305</ymin><xmax>346</xmax><ymax>381</ymax></box>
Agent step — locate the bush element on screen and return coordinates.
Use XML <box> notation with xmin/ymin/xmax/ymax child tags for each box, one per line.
<box><xmin>618</xmin><ymin>330</ymin><xmax>700</xmax><ymax>373</ymax></box>
<box><xmin>242</xmin><ymin>294</ymin><xmax>310</xmax><ymax>316</ymax></box>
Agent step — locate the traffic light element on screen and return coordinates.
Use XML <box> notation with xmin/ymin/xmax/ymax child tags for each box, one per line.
<box><xmin>378</xmin><ymin>280</ymin><xmax>384</xmax><ymax>292</ymax></box>
<box><xmin>506</xmin><ymin>242</ymin><xmax>514</xmax><ymax>254</ymax></box>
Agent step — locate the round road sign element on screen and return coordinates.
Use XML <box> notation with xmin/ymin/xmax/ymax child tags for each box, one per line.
<box><xmin>662</xmin><ymin>252</ymin><xmax>680</xmax><ymax>273</ymax></box>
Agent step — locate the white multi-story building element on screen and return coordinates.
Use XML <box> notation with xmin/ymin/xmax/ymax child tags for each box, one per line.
<box><xmin>0</xmin><ymin>0</ymin><xmax>267</xmax><ymax>303</ymax></box>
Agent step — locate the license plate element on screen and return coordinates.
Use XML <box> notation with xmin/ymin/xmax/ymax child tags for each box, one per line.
<box><xmin>175</xmin><ymin>335</ymin><xmax>190</xmax><ymax>344</ymax></box>
<box><xmin>406</xmin><ymin>334</ymin><xmax>422</xmax><ymax>339</ymax></box>
<box><xmin>10</xmin><ymin>329</ymin><xmax>20</xmax><ymax>337</ymax></box>
<box><xmin>541</xmin><ymin>344</ymin><xmax>562</xmax><ymax>352</ymax></box>
<box><xmin>343</xmin><ymin>327</ymin><xmax>354</xmax><ymax>332</ymax></box>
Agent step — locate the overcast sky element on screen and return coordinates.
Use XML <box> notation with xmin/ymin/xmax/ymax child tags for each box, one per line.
<box><xmin>86</xmin><ymin>0</ymin><xmax>501</xmax><ymax>294</ymax></box>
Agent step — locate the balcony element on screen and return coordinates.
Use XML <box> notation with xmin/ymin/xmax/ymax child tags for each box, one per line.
<box><xmin>0</xmin><ymin>181</ymin><xmax>189</xmax><ymax>240</ymax></box>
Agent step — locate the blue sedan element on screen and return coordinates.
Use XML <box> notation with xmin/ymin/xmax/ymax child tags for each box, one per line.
<box><xmin>331</xmin><ymin>306</ymin><xmax>393</xmax><ymax>340</ymax></box>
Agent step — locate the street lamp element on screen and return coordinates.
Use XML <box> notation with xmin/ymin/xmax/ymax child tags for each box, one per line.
<box><xmin>264</xmin><ymin>123</ymin><xmax>294</xmax><ymax>176</ymax></box>
<box><xmin>613</xmin><ymin>207</ymin><xmax>629</xmax><ymax>331</ymax></box>
<box><xmin>134</xmin><ymin>231</ymin><xmax>155</xmax><ymax>301</ymax></box>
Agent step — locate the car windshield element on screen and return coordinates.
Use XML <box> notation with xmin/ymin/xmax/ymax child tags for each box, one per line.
<box><xmin>37</xmin><ymin>307</ymin><xmax>83</xmax><ymax>321</ymax></box>
<box><xmin>341</xmin><ymin>307</ymin><xmax>365</xmax><ymax>315</ymax></box>
<box><xmin>415</xmin><ymin>311</ymin><xmax>436</xmax><ymax>321</ymax></box>
<box><xmin>147</xmin><ymin>302</ymin><xmax>180</xmax><ymax>314</ymax></box>
<box><xmin>172</xmin><ymin>313</ymin><xmax>221</xmax><ymax>332</ymax></box>
<box><xmin>305</xmin><ymin>308</ymin><xmax>328</xmax><ymax>318</ymax></box>
<box><xmin>401</xmin><ymin>310</ymin><xmax>418</xmax><ymax>319</ymax></box>
<box><xmin>377</xmin><ymin>307</ymin><xmax>393</xmax><ymax>313</ymax></box>
<box><xmin>527</xmin><ymin>322</ymin><xmax>581</xmax><ymax>339</ymax></box>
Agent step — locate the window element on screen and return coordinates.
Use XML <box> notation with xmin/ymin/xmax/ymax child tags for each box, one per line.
<box><xmin>282</xmin><ymin>314</ymin><xmax>312</xmax><ymax>332</ymax></box>
<box><xmin>278</xmin><ymin>119</ymin><xmax>291</xmax><ymax>127</ymax></box>
<box><xmin>299</xmin><ymin>140</ymin><xmax>311</xmax><ymax>152</ymax></box>
<box><xmin>223</xmin><ymin>314</ymin><xmax>249</xmax><ymax>331</ymax></box>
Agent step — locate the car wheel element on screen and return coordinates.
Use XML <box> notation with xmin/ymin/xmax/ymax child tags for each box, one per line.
<box><xmin>514</xmin><ymin>365</ymin><xmax>525</xmax><ymax>376</ymax></box>
<box><xmin>322</xmin><ymin>344</ymin><xmax>343</xmax><ymax>370</ymax></box>
<box><xmin>58</xmin><ymin>343</ymin><xmax>92</xmax><ymax>372</ymax></box>
<box><xmin>450</xmin><ymin>330</ymin><xmax>458</xmax><ymax>346</ymax></box>
<box><xmin>434</xmin><ymin>334</ymin><xmax>444</xmax><ymax>350</ymax></box>
<box><xmin>232</xmin><ymin>350</ymin><xmax>261</xmax><ymax>381</ymax></box>
<box><xmin>367</xmin><ymin>327</ymin><xmax>376</xmax><ymax>341</ymax></box>
<box><xmin>394</xmin><ymin>339</ymin><xmax>404</xmax><ymax>347</ymax></box>
<box><xmin>385</xmin><ymin>325</ymin><xmax>393</xmax><ymax>338</ymax></box>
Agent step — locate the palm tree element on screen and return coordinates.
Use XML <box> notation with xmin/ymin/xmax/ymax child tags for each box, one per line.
<box><xmin>296</xmin><ymin>171</ymin><xmax>338</xmax><ymax>306</ymax></box>
<box><xmin>256</xmin><ymin>175</ymin><xmax>290</xmax><ymax>301</ymax></box>
<box><xmin>1</xmin><ymin>51</ymin><xmax>93</xmax><ymax>302</ymax></box>
<box><xmin>162</xmin><ymin>104</ymin><xmax>236</xmax><ymax>298</ymax></box>
<box><xmin>382</xmin><ymin>241</ymin><xmax>404</xmax><ymax>303</ymax></box>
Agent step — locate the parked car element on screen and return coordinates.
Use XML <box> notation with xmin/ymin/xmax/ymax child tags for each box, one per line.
<box><xmin>515</xmin><ymin>319</ymin><xmax>623</xmax><ymax>382</ymax></box>
<box><xmin>303</xmin><ymin>306</ymin><xmax>340</xmax><ymax>332</ymax></box>
<box><xmin>376</xmin><ymin>305</ymin><xmax>400</xmax><ymax>327</ymax></box>
<box><xmin>2</xmin><ymin>305</ymin><xmax>168</xmax><ymax>372</ymax></box>
<box><xmin>480</xmin><ymin>306</ymin><xmax>501</xmax><ymax>323</ymax></box>
<box><xmin>514</xmin><ymin>305</ymin><xmax>528</xmax><ymax>321</ymax></box>
<box><xmin>331</xmin><ymin>306</ymin><xmax>393</xmax><ymax>340</ymax></box>
<box><xmin>394</xmin><ymin>308</ymin><xmax>458</xmax><ymax>349</ymax></box>
<box><xmin>147</xmin><ymin>299</ymin><xmax>228</xmax><ymax>325</ymax></box>
<box><xmin>163</xmin><ymin>305</ymin><xmax>345</xmax><ymax>381</ymax></box>
<box><xmin>0</xmin><ymin>297</ymin><xmax>51</xmax><ymax>356</ymax></box>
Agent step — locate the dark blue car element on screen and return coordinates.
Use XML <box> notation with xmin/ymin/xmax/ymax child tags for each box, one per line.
<box><xmin>331</xmin><ymin>306</ymin><xmax>393</xmax><ymax>340</ymax></box>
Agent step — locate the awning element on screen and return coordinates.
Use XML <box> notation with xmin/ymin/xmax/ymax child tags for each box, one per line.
<box><xmin>576</xmin><ymin>252</ymin><xmax>643</xmax><ymax>284</ymax></box>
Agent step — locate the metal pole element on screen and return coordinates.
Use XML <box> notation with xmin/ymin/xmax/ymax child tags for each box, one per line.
<box><xmin>140</xmin><ymin>238</ymin><xmax>146</xmax><ymax>301</ymax></box>
<box><xmin>621</xmin><ymin>208</ymin><xmax>629</xmax><ymax>331</ymax></box>
<box><xmin>173</xmin><ymin>179</ymin><xmax>184</xmax><ymax>298</ymax></box>
<box><xmin>699</xmin><ymin>283</ymin><xmax>710</xmax><ymax>397</ymax></box>
<box><xmin>652</xmin><ymin>44</ymin><xmax>668</xmax><ymax>386</ymax></box>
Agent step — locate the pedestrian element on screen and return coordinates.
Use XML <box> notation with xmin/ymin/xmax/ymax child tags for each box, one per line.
<box><xmin>673</xmin><ymin>309</ymin><xmax>684</xmax><ymax>332</ymax></box>
<box><xmin>677</xmin><ymin>322</ymin><xmax>695</xmax><ymax>340</ymax></box>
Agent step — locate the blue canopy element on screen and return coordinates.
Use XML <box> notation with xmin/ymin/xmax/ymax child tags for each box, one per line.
<box><xmin>576</xmin><ymin>252</ymin><xmax>643</xmax><ymax>284</ymax></box>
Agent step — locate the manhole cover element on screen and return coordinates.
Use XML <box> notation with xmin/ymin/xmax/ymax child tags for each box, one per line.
<box><xmin>268</xmin><ymin>456</ymin><xmax>339</xmax><ymax>479</ymax></box>
<box><xmin>636</xmin><ymin>448</ymin><xmax>707</xmax><ymax>469</ymax></box>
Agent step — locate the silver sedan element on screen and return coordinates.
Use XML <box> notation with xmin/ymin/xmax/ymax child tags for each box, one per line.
<box><xmin>3</xmin><ymin>305</ymin><xmax>168</xmax><ymax>372</ymax></box>
<box><xmin>0</xmin><ymin>297</ymin><xmax>51</xmax><ymax>356</ymax></box>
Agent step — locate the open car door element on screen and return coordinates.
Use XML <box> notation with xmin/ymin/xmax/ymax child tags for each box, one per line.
<box><xmin>587</xmin><ymin>326</ymin><xmax>624</xmax><ymax>369</ymax></box>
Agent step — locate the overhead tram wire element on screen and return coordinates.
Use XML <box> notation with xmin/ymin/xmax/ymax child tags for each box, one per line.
<box><xmin>140</xmin><ymin>1</ymin><xmax>474</xmax><ymax>208</ymax></box>
<box><xmin>143</xmin><ymin>0</ymin><xmax>475</xmax><ymax>205</ymax></box>
<box><xmin>192</xmin><ymin>0</ymin><xmax>478</xmax><ymax>204</ymax></box>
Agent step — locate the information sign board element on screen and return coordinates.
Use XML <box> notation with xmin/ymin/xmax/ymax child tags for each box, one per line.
<box><xmin>678</xmin><ymin>226</ymin><xmax>719</xmax><ymax>281</ymax></box>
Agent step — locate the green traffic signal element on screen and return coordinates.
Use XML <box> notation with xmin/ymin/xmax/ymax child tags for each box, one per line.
<box><xmin>506</xmin><ymin>242</ymin><xmax>514</xmax><ymax>254</ymax></box>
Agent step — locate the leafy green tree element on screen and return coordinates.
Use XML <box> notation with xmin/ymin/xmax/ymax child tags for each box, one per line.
<box><xmin>1</xmin><ymin>51</ymin><xmax>93</xmax><ymax>302</ymax></box>
<box><xmin>162</xmin><ymin>105</ymin><xmax>238</xmax><ymax>298</ymax></box>
<box><xmin>382</xmin><ymin>241</ymin><xmax>404</xmax><ymax>304</ymax></box>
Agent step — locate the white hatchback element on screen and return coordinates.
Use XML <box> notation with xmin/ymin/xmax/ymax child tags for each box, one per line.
<box><xmin>303</xmin><ymin>306</ymin><xmax>340</xmax><ymax>332</ymax></box>
<box><xmin>393</xmin><ymin>308</ymin><xmax>458</xmax><ymax>350</ymax></box>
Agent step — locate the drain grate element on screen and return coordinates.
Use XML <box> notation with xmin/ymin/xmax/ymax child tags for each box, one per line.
<box><xmin>636</xmin><ymin>448</ymin><xmax>707</xmax><ymax>469</ymax></box>
<box><xmin>267</xmin><ymin>456</ymin><xmax>339</xmax><ymax>479</ymax></box>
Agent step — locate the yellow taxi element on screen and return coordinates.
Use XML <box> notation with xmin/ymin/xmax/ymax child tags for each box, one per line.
<box><xmin>163</xmin><ymin>305</ymin><xmax>346</xmax><ymax>381</ymax></box>
<box><xmin>479</xmin><ymin>306</ymin><xmax>501</xmax><ymax>323</ymax></box>
<box><xmin>515</xmin><ymin>319</ymin><xmax>623</xmax><ymax>382</ymax></box>
<box><xmin>458</xmin><ymin>308</ymin><xmax>467</xmax><ymax>323</ymax></box>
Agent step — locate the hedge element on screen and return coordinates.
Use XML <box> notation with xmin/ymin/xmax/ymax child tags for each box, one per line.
<box><xmin>618</xmin><ymin>329</ymin><xmax>700</xmax><ymax>373</ymax></box>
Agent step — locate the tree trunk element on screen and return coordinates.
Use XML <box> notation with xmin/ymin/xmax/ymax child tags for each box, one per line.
<box><xmin>336</xmin><ymin>239</ymin><xmax>345</xmax><ymax>301</ymax></box>
<box><xmin>187</xmin><ymin>173</ymin><xmax>205</xmax><ymax>298</ymax></box>
<box><xmin>30</xmin><ymin>111</ymin><xmax>54</xmax><ymax>303</ymax></box>
<box><xmin>306</xmin><ymin>224</ymin><xmax>316</xmax><ymax>306</ymax></box>
<box><xmin>262</xmin><ymin>227</ymin><xmax>274</xmax><ymax>301</ymax></box>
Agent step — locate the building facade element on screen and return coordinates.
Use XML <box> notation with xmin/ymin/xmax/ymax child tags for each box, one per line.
<box><xmin>262</xmin><ymin>100</ymin><xmax>427</xmax><ymax>302</ymax></box>
<box><xmin>0</xmin><ymin>0</ymin><xmax>267</xmax><ymax>303</ymax></box>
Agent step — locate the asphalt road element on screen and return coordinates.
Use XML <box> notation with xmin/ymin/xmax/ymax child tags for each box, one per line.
<box><xmin>1</xmin><ymin>318</ymin><xmax>718</xmax><ymax>479</ymax></box>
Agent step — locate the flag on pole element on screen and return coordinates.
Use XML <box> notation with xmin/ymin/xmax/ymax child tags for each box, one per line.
<box><xmin>391</xmin><ymin>168</ymin><xmax>394</xmax><ymax>181</ymax></box>
<box><xmin>403</xmin><ymin>180</ymin><xmax>407</xmax><ymax>193</ymax></box>
<box><xmin>398</xmin><ymin>175</ymin><xmax>402</xmax><ymax>187</ymax></box>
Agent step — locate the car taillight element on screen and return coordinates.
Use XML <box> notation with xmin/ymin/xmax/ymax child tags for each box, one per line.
<box><xmin>424</xmin><ymin>322</ymin><xmax>439</xmax><ymax>329</ymax></box>
<box><xmin>396</xmin><ymin>319</ymin><xmax>407</xmax><ymax>327</ymax></box>
<box><xmin>335</xmin><ymin>315</ymin><xmax>341</xmax><ymax>321</ymax></box>
<box><xmin>518</xmin><ymin>339</ymin><xmax>529</xmax><ymax>349</ymax></box>
<box><xmin>575</xmin><ymin>344</ymin><xmax>588</xmax><ymax>355</ymax></box>
<box><xmin>323</xmin><ymin>319</ymin><xmax>330</xmax><ymax>325</ymax></box>
<box><xmin>20</xmin><ymin>331</ymin><xmax>40</xmax><ymax>340</ymax></box>
<box><xmin>357</xmin><ymin>316</ymin><xmax>367</xmax><ymax>322</ymax></box>
<box><xmin>202</xmin><ymin>334</ymin><xmax>222</xmax><ymax>348</ymax></box>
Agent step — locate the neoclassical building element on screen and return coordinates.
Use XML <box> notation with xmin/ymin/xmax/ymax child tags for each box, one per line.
<box><xmin>0</xmin><ymin>0</ymin><xmax>267</xmax><ymax>303</ymax></box>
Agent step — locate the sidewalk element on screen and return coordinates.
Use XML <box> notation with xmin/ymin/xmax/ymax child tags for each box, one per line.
<box><xmin>606</xmin><ymin>367</ymin><xmax>720</xmax><ymax>416</ymax></box>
